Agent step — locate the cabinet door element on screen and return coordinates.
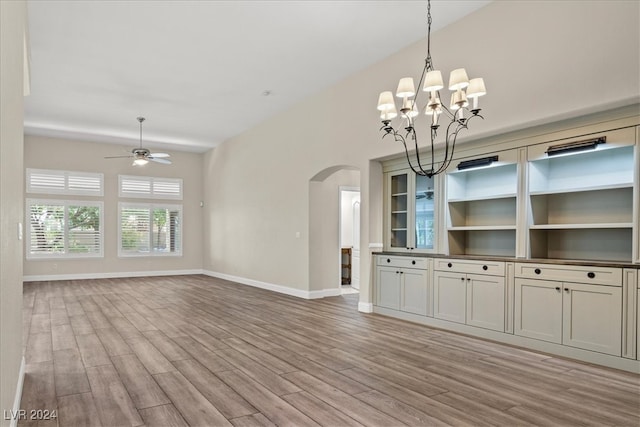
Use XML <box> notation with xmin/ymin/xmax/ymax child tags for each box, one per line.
<box><xmin>515</xmin><ymin>278</ymin><xmax>562</xmax><ymax>343</ymax></box>
<box><xmin>562</xmin><ymin>283</ymin><xmax>622</xmax><ymax>356</ymax></box>
<box><xmin>433</xmin><ymin>271</ymin><xmax>466</xmax><ymax>324</ymax></box>
<box><xmin>376</xmin><ymin>267</ymin><xmax>400</xmax><ymax>310</ymax></box>
<box><xmin>400</xmin><ymin>268</ymin><xmax>428</xmax><ymax>316</ymax></box>
<box><xmin>387</xmin><ymin>171</ymin><xmax>411</xmax><ymax>250</ymax></box>
<box><xmin>466</xmin><ymin>274</ymin><xmax>505</xmax><ymax>332</ymax></box>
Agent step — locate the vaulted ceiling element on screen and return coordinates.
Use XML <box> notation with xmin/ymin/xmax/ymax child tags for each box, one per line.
<box><xmin>24</xmin><ymin>0</ymin><xmax>490</xmax><ymax>153</ymax></box>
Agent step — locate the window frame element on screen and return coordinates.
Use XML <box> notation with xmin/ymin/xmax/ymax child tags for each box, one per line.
<box><xmin>26</xmin><ymin>198</ymin><xmax>104</xmax><ymax>260</ymax></box>
<box><xmin>117</xmin><ymin>202</ymin><xmax>183</xmax><ymax>257</ymax></box>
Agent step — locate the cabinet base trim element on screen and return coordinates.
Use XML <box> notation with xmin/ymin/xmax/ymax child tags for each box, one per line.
<box><xmin>373</xmin><ymin>306</ymin><xmax>640</xmax><ymax>373</ymax></box>
<box><xmin>358</xmin><ymin>302</ymin><xmax>373</xmax><ymax>313</ymax></box>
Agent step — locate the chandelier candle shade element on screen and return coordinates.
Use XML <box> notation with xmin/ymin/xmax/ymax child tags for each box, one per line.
<box><xmin>377</xmin><ymin>0</ymin><xmax>487</xmax><ymax>177</ymax></box>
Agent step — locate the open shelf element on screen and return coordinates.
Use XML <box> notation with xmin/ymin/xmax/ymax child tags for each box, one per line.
<box><xmin>448</xmin><ymin>229</ymin><xmax>516</xmax><ymax>257</ymax></box>
<box><xmin>529</xmin><ymin>228</ymin><xmax>633</xmax><ymax>263</ymax></box>
<box><xmin>446</xmin><ymin>158</ymin><xmax>519</xmax><ymax>257</ymax></box>
<box><xmin>447</xmin><ymin>163</ymin><xmax>518</xmax><ymax>201</ymax></box>
<box><xmin>527</xmin><ymin>139</ymin><xmax>636</xmax><ymax>262</ymax></box>
<box><xmin>529</xmin><ymin>145</ymin><xmax>634</xmax><ymax>194</ymax></box>
<box><xmin>449</xmin><ymin>197</ymin><xmax>517</xmax><ymax>228</ymax></box>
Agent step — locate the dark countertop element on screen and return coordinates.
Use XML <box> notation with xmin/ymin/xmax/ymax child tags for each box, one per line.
<box><xmin>372</xmin><ymin>251</ymin><xmax>640</xmax><ymax>269</ymax></box>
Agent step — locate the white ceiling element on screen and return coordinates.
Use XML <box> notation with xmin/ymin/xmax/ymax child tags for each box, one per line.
<box><xmin>24</xmin><ymin>0</ymin><xmax>490</xmax><ymax>153</ymax></box>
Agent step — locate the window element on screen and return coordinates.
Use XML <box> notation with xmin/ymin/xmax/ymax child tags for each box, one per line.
<box><xmin>26</xmin><ymin>199</ymin><xmax>103</xmax><ymax>259</ymax></box>
<box><xmin>118</xmin><ymin>203</ymin><xmax>182</xmax><ymax>256</ymax></box>
<box><xmin>27</xmin><ymin>169</ymin><xmax>103</xmax><ymax>196</ymax></box>
<box><xmin>119</xmin><ymin>175</ymin><xmax>182</xmax><ymax>200</ymax></box>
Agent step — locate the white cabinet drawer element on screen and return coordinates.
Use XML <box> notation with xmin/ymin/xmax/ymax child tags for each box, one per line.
<box><xmin>515</xmin><ymin>263</ymin><xmax>622</xmax><ymax>286</ymax></box>
<box><xmin>377</xmin><ymin>255</ymin><xmax>428</xmax><ymax>269</ymax></box>
<box><xmin>434</xmin><ymin>258</ymin><xmax>505</xmax><ymax>276</ymax></box>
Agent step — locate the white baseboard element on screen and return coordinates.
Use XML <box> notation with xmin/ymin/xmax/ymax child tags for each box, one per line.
<box><xmin>202</xmin><ymin>270</ymin><xmax>340</xmax><ymax>300</ymax></box>
<box><xmin>23</xmin><ymin>269</ymin><xmax>203</xmax><ymax>282</ymax></box>
<box><xmin>9</xmin><ymin>356</ymin><xmax>26</xmax><ymax>427</ymax></box>
<box><xmin>358</xmin><ymin>302</ymin><xmax>373</xmax><ymax>313</ymax></box>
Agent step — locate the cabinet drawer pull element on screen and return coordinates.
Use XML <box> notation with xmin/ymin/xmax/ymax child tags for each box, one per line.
<box><xmin>448</xmin><ymin>262</ymin><xmax>453</xmax><ymax>268</ymax></box>
<box><xmin>412</xmin><ymin>260</ymin><xmax>416</xmax><ymax>265</ymax></box>
<box><xmin>564</xmin><ymin>288</ymin><xmax>569</xmax><ymax>292</ymax></box>
<box><xmin>460</xmin><ymin>277</ymin><xmax>465</xmax><ymax>281</ymax></box>
<box><xmin>396</xmin><ymin>271</ymin><xmax>399</xmax><ymax>274</ymax></box>
<box><xmin>587</xmin><ymin>272</ymin><xmax>595</xmax><ymax>279</ymax></box>
<box><xmin>387</xmin><ymin>258</ymin><xmax>391</xmax><ymax>263</ymax></box>
<box><xmin>467</xmin><ymin>278</ymin><xmax>471</xmax><ymax>281</ymax></box>
<box><xmin>555</xmin><ymin>287</ymin><xmax>561</xmax><ymax>291</ymax></box>
<box><xmin>534</xmin><ymin>268</ymin><xmax>541</xmax><ymax>275</ymax></box>
<box><xmin>400</xmin><ymin>271</ymin><xmax>404</xmax><ymax>275</ymax></box>
<box><xmin>482</xmin><ymin>265</ymin><xmax>488</xmax><ymax>271</ymax></box>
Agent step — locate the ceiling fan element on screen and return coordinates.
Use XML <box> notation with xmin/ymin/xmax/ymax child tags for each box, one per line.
<box><xmin>105</xmin><ymin>117</ymin><xmax>171</xmax><ymax>166</ymax></box>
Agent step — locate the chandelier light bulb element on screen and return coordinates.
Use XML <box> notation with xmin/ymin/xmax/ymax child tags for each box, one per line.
<box><xmin>133</xmin><ymin>158</ymin><xmax>148</xmax><ymax>166</ymax></box>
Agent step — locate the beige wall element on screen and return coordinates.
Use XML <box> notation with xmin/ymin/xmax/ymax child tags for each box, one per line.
<box><xmin>202</xmin><ymin>1</ymin><xmax>640</xmax><ymax>303</ymax></box>
<box><xmin>23</xmin><ymin>136</ymin><xmax>204</xmax><ymax>278</ymax></box>
<box><xmin>1</xmin><ymin>0</ymin><xmax>26</xmax><ymax>423</ymax></box>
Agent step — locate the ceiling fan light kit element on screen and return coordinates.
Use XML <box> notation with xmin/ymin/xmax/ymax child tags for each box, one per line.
<box><xmin>376</xmin><ymin>0</ymin><xmax>487</xmax><ymax>177</ymax></box>
<box><xmin>104</xmin><ymin>117</ymin><xmax>172</xmax><ymax>166</ymax></box>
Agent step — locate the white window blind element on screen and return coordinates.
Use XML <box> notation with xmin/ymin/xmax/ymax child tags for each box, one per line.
<box><xmin>119</xmin><ymin>175</ymin><xmax>182</xmax><ymax>200</ymax></box>
<box><xmin>27</xmin><ymin>199</ymin><xmax>103</xmax><ymax>259</ymax></box>
<box><xmin>118</xmin><ymin>203</ymin><xmax>182</xmax><ymax>256</ymax></box>
<box><xmin>27</xmin><ymin>169</ymin><xmax>103</xmax><ymax>196</ymax></box>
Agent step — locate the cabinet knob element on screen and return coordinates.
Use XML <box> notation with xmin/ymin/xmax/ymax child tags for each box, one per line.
<box><xmin>587</xmin><ymin>272</ymin><xmax>595</xmax><ymax>279</ymax></box>
<box><xmin>412</xmin><ymin>260</ymin><xmax>416</xmax><ymax>265</ymax></box>
<box><xmin>460</xmin><ymin>277</ymin><xmax>465</xmax><ymax>281</ymax></box>
<box><xmin>555</xmin><ymin>287</ymin><xmax>561</xmax><ymax>291</ymax></box>
<box><xmin>448</xmin><ymin>263</ymin><xmax>453</xmax><ymax>268</ymax></box>
<box><xmin>534</xmin><ymin>268</ymin><xmax>541</xmax><ymax>275</ymax></box>
<box><xmin>467</xmin><ymin>278</ymin><xmax>471</xmax><ymax>281</ymax></box>
<box><xmin>396</xmin><ymin>271</ymin><xmax>399</xmax><ymax>274</ymax></box>
<box><xmin>482</xmin><ymin>265</ymin><xmax>488</xmax><ymax>271</ymax></box>
<box><xmin>564</xmin><ymin>288</ymin><xmax>570</xmax><ymax>292</ymax></box>
<box><xmin>400</xmin><ymin>271</ymin><xmax>404</xmax><ymax>275</ymax></box>
<box><xmin>387</xmin><ymin>258</ymin><xmax>391</xmax><ymax>263</ymax></box>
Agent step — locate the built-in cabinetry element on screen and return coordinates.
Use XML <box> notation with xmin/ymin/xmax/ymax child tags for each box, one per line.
<box><xmin>514</xmin><ymin>263</ymin><xmax>622</xmax><ymax>356</ymax></box>
<box><xmin>375</xmin><ymin>111</ymin><xmax>639</xmax><ymax>371</ymax></box>
<box><xmin>373</xmin><ymin>254</ymin><xmax>639</xmax><ymax>371</ymax></box>
<box><xmin>527</xmin><ymin>128</ymin><xmax>636</xmax><ymax>262</ymax></box>
<box><xmin>433</xmin><ymin>259</ymin><xmax>505</xmax><ymax>332</ymax></box>
<box><xmin>446</xmin><ymin>150</ymin><xmax>520</xmax><ymax>258</ymax></box>
<box><xmin>386</xmin><ymin>171</ymin><xmax>435</xmax><ymax>252</ymax></box>
<box><xmin>376</xmin><ymin>255</ymin><xmax>431</xmax><ymax>316</ymax></box>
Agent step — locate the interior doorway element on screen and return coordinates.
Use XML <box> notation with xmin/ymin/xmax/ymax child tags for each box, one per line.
<box><xmin>340</xmin><ymin>187</ymin><xmax>360</xmax><ymax>292</ymax></box>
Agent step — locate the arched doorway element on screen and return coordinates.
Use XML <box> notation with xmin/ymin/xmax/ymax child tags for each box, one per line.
<box><xmin>308</xmin><ymin>165</ymin><xmax>361</xmax><ymax>296</ymax></box>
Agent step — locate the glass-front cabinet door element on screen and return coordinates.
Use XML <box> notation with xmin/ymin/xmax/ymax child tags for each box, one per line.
<box><xmin>414</xmin><ymin>173</ymin><xmax>435</xmax><ymax>250</ymax></box>
<box><xmin>386</xmin><ymin>170</ymin><xmax>436</xmax><ymax>252</ymax></box>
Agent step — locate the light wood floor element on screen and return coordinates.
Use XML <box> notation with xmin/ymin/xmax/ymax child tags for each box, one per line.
<box><xmin>20</xmin><ymin>275</ymin><xmax>640</xmax><ymax>426</ymax></box>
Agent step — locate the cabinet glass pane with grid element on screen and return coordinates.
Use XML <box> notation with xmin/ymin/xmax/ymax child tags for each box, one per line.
<box><xmin>386</xmin><ymin>170</ymin><xmax>435</xmax><ymax>252</ymax></box>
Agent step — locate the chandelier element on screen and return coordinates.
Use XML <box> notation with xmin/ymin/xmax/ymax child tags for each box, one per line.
<box><xmin>376</xmin><ymin>0</ymin><xmax>486</xmax><ymax>177</ymax></box>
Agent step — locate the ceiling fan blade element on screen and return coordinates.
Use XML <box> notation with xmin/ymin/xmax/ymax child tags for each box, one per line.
<box><xmin>104</xmin><ymin>155</ymin><xmax>133</xmax><ymax>159</ymax></box>
<box><xmin>149</xmin><ymin>157</ymin><xmax>172</xmax><ymax>165</ymax></box>
<box><xmin>149</xmin><ymin>152</ymin><xmax>170</xmax><ymax>158</ymax></box>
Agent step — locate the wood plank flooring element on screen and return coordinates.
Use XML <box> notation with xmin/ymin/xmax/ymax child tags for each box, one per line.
<box><xmin>19</xmin><ymin>275</ymin><xmax>640</xmax><ymax>426</ymax></box>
